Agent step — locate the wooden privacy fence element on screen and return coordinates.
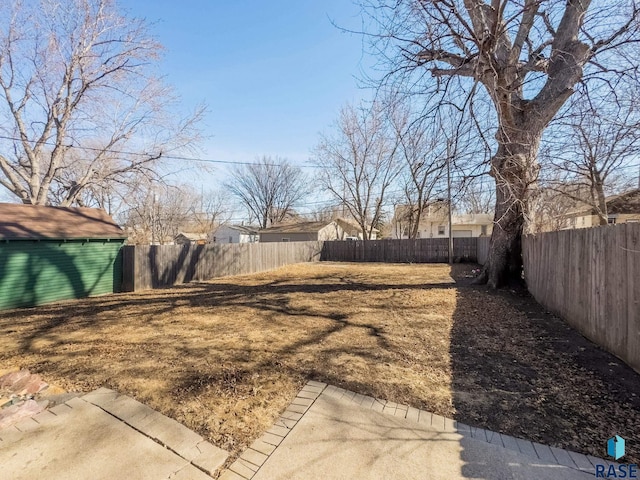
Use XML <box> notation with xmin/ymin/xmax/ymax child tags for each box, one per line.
<box><xmin>523</xmin><ymin>224</ymin><xmax>640</xmax><ymax>373</ymax></box>
<box><xmin>477</xmin><ymin>236</ymin><xmax>490</xmax><ymax>265</ymax></box>
<box><xmin>320</xmin><ymin>237</ymin><xmax>481</xmax><ymax>263</ymax></box>
<box><xmin>122</xmin><ymin>241</ymin><xmax>323</xmax><ymax>292</ymax></box>
<box><xmin>121</xmin><ymin>237</ymin><xmax>490</xmax><ymax>292</ymax></box>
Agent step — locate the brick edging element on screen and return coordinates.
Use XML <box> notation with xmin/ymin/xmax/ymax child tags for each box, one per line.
<box><xmin>219</xmin><ymin>381</ymin><xmax>328</xmax><ymax>480</ymax></box>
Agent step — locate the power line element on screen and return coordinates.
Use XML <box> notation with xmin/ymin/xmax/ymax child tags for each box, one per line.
<box><xmin>0</xmin><ymin>134</ymin><xmax>321</xmax><ymax>168</ymax></box>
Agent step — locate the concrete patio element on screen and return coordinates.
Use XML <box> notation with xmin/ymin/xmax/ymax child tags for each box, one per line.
<box><xmin>220</xmin><ymin>381</ymin><xmax>610</xmax><ymax>480</ymax></box>
<box><xmin>0</xmin><ymin>389</ymin><xmax>228</xmax><ymax>480</ymax></box>
<box><xmin>0</xmin><ymin>382</ymin><xmax>614</xmax><ymax>479</ymax></box>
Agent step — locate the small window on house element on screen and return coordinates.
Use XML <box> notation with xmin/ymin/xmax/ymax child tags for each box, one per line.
<box><xmin>282</xmin><ymin>238</ymin><xmax>290</xmax><ymax>242</ymax></box>
<box><xmin>438</xmin><ymin>225</ymin><xmax>445</xmax><ymax>235</ymax></box>
<box><xmin>608</xmin><ymin>217</ymin><xmax>617</xmax><ymax>224</ymax></box>
<box><xmin>229</xmin><ymin>236</ymin><xmax>233</xmax><ymax>243</ymax></box>
<box><xmin>480</xmin><ymin>225</ymin><xmax>487</xmax><ymax>236</ymax></box>
<box><xmin>416</xmin><ymin>232</ymin><xmax>421</xmax><ymax>238</ymax></box>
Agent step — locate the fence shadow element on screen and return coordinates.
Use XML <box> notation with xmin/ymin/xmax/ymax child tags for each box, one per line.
<box><xmin>123</xmin><ymin>241</ymin><xmax>325</xmax><ymax>292</ymax></box>
<box><xmin>449</xmin><ymin>272</ymin><xmax>640</xmax><ymax>466</ymax></box>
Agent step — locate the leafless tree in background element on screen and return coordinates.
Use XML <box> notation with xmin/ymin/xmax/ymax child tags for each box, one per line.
<box><xmin>314</xmin><ymin>101</ymin><xmax>402</xmax><ymax>240</ymax></box>
<box><xmin>119</xmin><ymin>182</ymin><xmax>231</xmax><ymax>244</ymax></box>
<box><xmin>390</xmin><ymin>102</ymin><xmax>446</xmax><ymax>238</ymax></box>
<box><xmin>306</xmin><ymin>204</ymin><xmax>344</xmax><ymax>222</ymax></box>
<box><xmin>527</xmin><ymin>184</ymin><xmax>587</xmax><ymax>233</ymax></box>
<box><xmin>192</xmin><ymin>190</ymin><xmax>234</xmax><ymax>236</ymax></box>
<box><xmin>120</xmin><ymin>182</ymin><xmax>191</xmax><ymax>244</ymax></box>
<box><xmin>456</xmin><ymin>177</ymin><xmax>496</xmax><ymax>215</ymax></box>
<box><xmin>225</xmin><ymin>156</ymin><xmax>309</xmax><ymax>229</ymax></box>
<box><xmin>358</xmin><ymin>0</ymin><xmax>640</xmax><ymax>287</ymax></box>
<box><xmin>0</xmin><ymin>0</ymin><xmax>203</xmax><ymax>206</ymax></box>
<box><xmin>541</xmin><ymin>88</ymin><xmax>640</xmax><ymax>225</ymax></box>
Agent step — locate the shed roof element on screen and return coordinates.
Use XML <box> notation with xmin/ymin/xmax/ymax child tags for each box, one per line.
<box><xmin>0</xmin><ymin>203</ymin><xmax>126</xmax><ymax>240</ymax></box>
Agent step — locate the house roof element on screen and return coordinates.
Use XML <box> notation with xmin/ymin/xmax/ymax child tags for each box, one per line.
<box><xmin>566</xmin><ymin>189</ymin><xmax>640</xmax><ymax>217</ymax></box>
<box><xmin>334</xmin><ymin>217</ymin><xmax>379</xmax><ymax>233</ymax></box>
<box><xmin>393</xmin><ymin>204</ymin><xmax>493</xmax><ymax>226</ymax></box>
<box><xmin>0</xmin><ymin>203</ymin><xmax>126</xmax><ymax>240</ymax></box>
<box><xmin>607</xmin><ymin>189</ymin><xmax>640</xmax><ymax>214</ymax></box>
<box><xmin>175</xmin><ymin>232</ymin><xmax>208</xmax><ymax>241</ymax></box>
<box><xmin>260</xmin><ymin>219</ymin><xmax>379</xmax><ymax>235</ymax></box>
<box><xmin>223</xmin><ymin>225</ymin><xmax>260</xmax><ymax>235</ymax></box>
<box><xmin>259</xmin><ymin>221</ymin><xmax>329</xmax><ymax>234</ymax></box>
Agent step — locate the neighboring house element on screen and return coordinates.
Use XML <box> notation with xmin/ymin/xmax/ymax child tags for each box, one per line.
<box><xmin>0</xmin><ymin>203</ymin><xmax>127</xmax><ymax>310</ymax></box>
<box><xmin>174</xmin><ymin>232</ymin><xmax>207</xmax><ymax>245</ymax></box>
<box><xmin>213</xmin><ymin>225</ymin><xmax>260</xmax><ymax>244</ymax></box>
<box><xmin>333</xmin><ymin>218</ymin><xmax>379</xmax><ymax>240</ymax></box>
<box><xmin>561</xmin><ymin>189</ymin><xmax>640</xmax><ymax>229</ymax></box>
<box><xmin>259</xmin><ymin>218</ymin><xmax>378</xmax><ymax>243</ymax></box>
<box><xmin>392</xmin><ymin>202</ymin><xmax>493</xmax><ymax>239</ymax></box>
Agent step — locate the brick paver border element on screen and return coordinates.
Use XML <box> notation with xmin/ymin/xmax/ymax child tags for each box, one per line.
<box><xmin>82</xmin><ymin>388</ymin><xmax>228</xmax><ymax>477</ymax></box>
<box><xmin>219</xmin><ymin>380</ymin><xmax>328</xmax><ymax>480</ymax></box>
<box><xmin>219</xmin><ymin>381</ymin><xmax>616</xmax><ymax>480</ymax></box>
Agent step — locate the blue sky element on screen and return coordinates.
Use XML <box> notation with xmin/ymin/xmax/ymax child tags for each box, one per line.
<box><xmin>124</xmin><ymin>1</ymin><xmax>372</xmax><ymax>185</ymax></box>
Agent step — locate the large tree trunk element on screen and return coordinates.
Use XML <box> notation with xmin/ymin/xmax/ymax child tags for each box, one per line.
<box><xmin>476</xmin><ymin>130</ymin><xmax>541</xmax><ymax>288</ymax></box>
<box><xmin>593</xmin><ymin>180</ymin><xmax>608</xmax><ymax>226</ymax></box>
<box><xmin>480</xmin><ymin>179</ymin><xmax>525</xmax><ymax>288</ymax></box>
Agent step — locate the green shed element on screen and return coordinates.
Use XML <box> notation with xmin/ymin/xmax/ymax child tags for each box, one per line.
<box><xmin>0</xmin><ymin>203</ymin><xmax>127</xmax><ymax>310</ymax></box>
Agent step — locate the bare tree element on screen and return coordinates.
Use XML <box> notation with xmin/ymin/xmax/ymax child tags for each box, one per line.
<box><xmin>390</xmin><ymin>103</ymin><xmax>446</xmax><ymax>238</ymax></box>
<box><xmin>456</xmin><ymin>177</ymin><xmax>495</xmax><ymax>215</ymax></box>
<box><xmin>314</xmin><ymin>101</ymin><xmax>402</xmax><ymax>240</ymax></box>
<box><xmin>225</xmin><ymin>156</ymin><xmax>309</xmax><ymax>229</ymax></box>
<box><xmin>359</xmin><ymin>0</ymin><xmax>640</xmax><ymax>287</ymax></box>
<box><xmin>541</xmin><ymin>89</ymin><xmax>640</xmax><ymax>225</ymax></box>
<box><xmin>306</xmin><ymin>204</ymin><xmax>344</xmax><ymax>222</ymax></box>
<box><xmin>527</xmin><ymin>184</ymin><xmax>588</xmax><ymax>233</ymax></box>
<box><xmin>119</xmin><ymin>182</ymin><xmax>231</xmax><ymax>244</ymax></box>
<box><xmin>119</xmin><ymin>182</ymin><xmax>193</xmax><ymax>244</ymax></box>
<box><xmin>0</xmin><ymin>0</ymin><xmax>202</xmax><ymax>206</ymax></box>
<box><xmin>191</xmin><ymin>190</ymin><xmax>234</xmax><ymax>235</ymax></box>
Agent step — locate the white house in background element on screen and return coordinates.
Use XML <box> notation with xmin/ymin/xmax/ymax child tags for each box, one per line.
<box><xmin>212</xmin><ymin>224</ymin><xmax>260</xmax><ymax>244</ymax></box>
<box><xmin>392</xmin><ymin>202</ymin><xmax>493</xmax><ymax>239</ymax></box>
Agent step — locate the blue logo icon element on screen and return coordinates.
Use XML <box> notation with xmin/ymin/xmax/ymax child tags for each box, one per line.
<box><xmin>608</xmin><ymin>435</ymin><xmax>626</xmax><ymax>460</ymax></box>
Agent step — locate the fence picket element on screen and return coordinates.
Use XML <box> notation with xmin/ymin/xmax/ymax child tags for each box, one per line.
<box><xmin>523</xmin><ymin>224</ymin><xmax>640</xmax><ymax>373</ymax></box>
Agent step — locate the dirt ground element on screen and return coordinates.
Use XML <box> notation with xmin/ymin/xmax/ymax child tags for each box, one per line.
<box><xmin>0</xmin><ymin>262</ymin><xmax>638</xmax><ymax>464</ymax></box>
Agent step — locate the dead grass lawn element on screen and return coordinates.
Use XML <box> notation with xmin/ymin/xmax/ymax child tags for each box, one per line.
<box><xmin>1</xmin><ymin>262</ymin><xmax>638</xmax><ymax>463</ymax></box>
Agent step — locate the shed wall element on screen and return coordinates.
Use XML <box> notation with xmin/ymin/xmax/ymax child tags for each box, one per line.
<box><xmin>0</xmin><ymin>240</ymin><xmax>124</xmax><ymax>310</ymax></box>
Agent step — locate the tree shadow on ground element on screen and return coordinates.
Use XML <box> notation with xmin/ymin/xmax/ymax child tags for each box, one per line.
<box><xmin>449</xmin><ymin>266</ymin><xmax>640</xmax><ymax>467</ymax></box>
<box><xmin>3</xmin><ymin>262</ymin><xmax>639</xmax><ymax>465</ymax></box>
